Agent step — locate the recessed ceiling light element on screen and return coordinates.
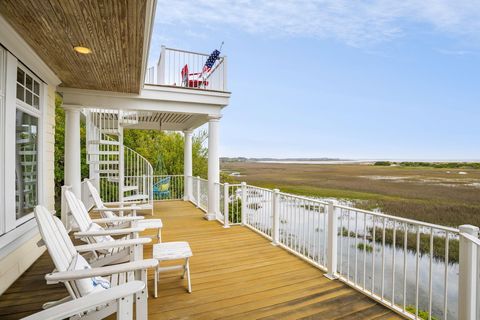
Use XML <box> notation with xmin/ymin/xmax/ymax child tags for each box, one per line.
<box><xmin>73</xmin><ymin>46</ymin><xmax>92</xmax><ymax>54</ymax></box>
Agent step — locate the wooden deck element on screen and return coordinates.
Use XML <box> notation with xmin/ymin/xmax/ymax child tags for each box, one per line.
<box><xmin>0</xmin><ymin>201</ymin><xmax>403</xmax><ymax>319</ymax></box>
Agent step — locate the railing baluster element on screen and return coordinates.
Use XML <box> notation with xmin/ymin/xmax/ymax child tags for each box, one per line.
<box><xmin>391</xmin><ymin>220</ymin><xmax>396</xmax><ymax>306</ymax></box>
<box><xmin>429</xmin><ymin>228</ymin><xmax>433</xmax><ymax>320</ymax></box>
<box><xmin>443</xmin><ymin>232</ymin><xmax>449</xmax><ymax>320</ymax></box>
<box><xmin>381</xmin><ymin>217</ymin><xmax>386</xmax><ymax>300</ymax></box>
<box><xmin>415</xmin><ymin>226</ymin><xmax>420</xmax><ymax>319</ymax></box>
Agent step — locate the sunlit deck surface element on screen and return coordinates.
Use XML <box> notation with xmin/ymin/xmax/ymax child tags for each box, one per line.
<box><xmin>0</xmin><ymin>201</ymin><xmax>403</xmax><ymax>319</ymax></box>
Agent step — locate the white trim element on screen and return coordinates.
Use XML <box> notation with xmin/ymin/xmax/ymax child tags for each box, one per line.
<box><xmin>0</xmin><ymin>15</ymin><xmax>61</xmax><ymax>86</ymax></box>
<box><xmin>0</xmin><ymin>218</ymin><xmax>38</xmax><ymax>260</ymax></box>
<box><xmin>0</xmin><ymin>47</ymin><xmax>5</xmax><ymax>235</ymax></box>
<box><xmin>4</xmin><ymin>52</ymin><xmax>17</xmax><ymax>232</ymax></box>
<box><xmin>139</xmin><ymin>0</ymin><xmax>157</xmax><ymax>91</ymax></box>
<box><xmin>60</xmin><ymin>87</ymin><xmax>227</xmax><ymax>116</ymax></box>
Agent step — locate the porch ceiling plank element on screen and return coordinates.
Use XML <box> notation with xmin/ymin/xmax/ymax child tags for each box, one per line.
<box><xmin>0</xmin><ymin>0</ymin><xmax>147</xmax><ymax>93</ymax></box>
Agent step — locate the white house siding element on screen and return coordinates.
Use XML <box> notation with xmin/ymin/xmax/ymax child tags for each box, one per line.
<box><xmin>44</xmin><ymin>86</ymin><xmax>56</xmax><ymax>211</ymax></box>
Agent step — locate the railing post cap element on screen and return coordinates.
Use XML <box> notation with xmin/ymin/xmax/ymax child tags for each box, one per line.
<box><xmin>459</xmin><ymin>224</ymin><xmax>479</xmax><ymax>235</ymax></box>
<box><xmin>224</xmin><ymin>182</ymin><xmax>229</xmax><ymax>186</ymax></box>
<box><xmin>273</xmin><ymin>188</ymin><xmax>280</xmax><ymax>193</ymax></box>
<box><xmin>241</xmin><ymin>181</ymin><xmax>247</xmax><ymax>186</ymax></box>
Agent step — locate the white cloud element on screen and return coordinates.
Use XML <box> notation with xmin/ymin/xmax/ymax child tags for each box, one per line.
<box><xmin>153</xmin><ymin>0</ymin><xmax>480</xmax><ymax>46</ymax></box>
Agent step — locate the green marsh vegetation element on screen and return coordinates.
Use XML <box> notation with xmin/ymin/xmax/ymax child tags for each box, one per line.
<box><xmin>222</xmin><ymin>161</ymin><xmax>480</xmax><ymax>227</ymax></box>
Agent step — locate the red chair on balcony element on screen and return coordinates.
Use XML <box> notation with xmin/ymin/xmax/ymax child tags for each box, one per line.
<box><xmin>181</xmin><ymin>64</ymin><xmax>209</xmax><ymax>88</ymax></box>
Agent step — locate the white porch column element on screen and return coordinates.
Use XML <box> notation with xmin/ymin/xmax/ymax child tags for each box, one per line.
<box><xmin>64</xmin><ymin>106</ymin><xmax>82</xmax><ymax>197</ymax></box>
<box><xmin>206</xmin><ymin>116</ymin><xmax>221</xmax><ymax>220</ymax></box>
<box><xmin>183</xmin><ymin>130</ymin><xmax>193</xmax><ymax>201</ymax></box>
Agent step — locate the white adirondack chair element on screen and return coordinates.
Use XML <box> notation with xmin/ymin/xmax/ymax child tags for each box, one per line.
<box><xmin>22</xmin><ymin>281</ymin><xmax>144</xmax><ymax>320</ymax></box>
<box><xmin>86</xmin><ymin>180</ymin><xmax>163</xmax><ymax>242</ymax></box>
<box><xmin>65</xmin><ymin>190</ymin><xmax>147</xmax><ymax>267</ymax></box>
<box><xmin>34</xmin><ymin>206</ymin><xmax>158</xmax><ymax>319</ymax></box>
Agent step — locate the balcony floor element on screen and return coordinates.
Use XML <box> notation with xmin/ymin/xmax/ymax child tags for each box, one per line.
<box><xmin>0</xmin><ymin>201</ymin><xmax>403</xmax><ymax>319</ymax></box>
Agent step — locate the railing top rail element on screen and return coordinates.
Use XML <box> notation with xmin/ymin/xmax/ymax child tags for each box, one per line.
<box><xmin>164</xmin><ymin>47</ymin><xmax>225</xmax><ymax>58</ymax></box>
<box><xmin>460</xmin><ymin>232</ymin><xmax>480</xmax><ymax>245</ymax></box>
<box><xmin>278</xmin><ymin>192</ymin><xmax>330</xmax><ymax>205</ymax></box>
<box><xmin>246</xmin><ymin>185</ymin><xmax>274</xmax><ymax>193</ymax></box>
<box><xmin>334</xmin><ymin>203</ymin><xmax>459</xmax><ymax>233</ymax></box>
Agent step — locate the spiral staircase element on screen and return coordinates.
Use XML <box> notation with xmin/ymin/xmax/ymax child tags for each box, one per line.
<box><xmin>85</xmin><ymin>109</ymin><xmax>153</xmax><ymax>211</ymax></box>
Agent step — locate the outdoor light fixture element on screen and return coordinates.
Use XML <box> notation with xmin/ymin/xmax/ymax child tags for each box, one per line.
<box><xmin>73</xmin><ymin>46</ymin><xmax>92</xmax><ymax>54</ymax></box>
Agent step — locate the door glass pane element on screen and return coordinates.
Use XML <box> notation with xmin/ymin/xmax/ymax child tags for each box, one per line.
<box><xmin>16</xmin><ymin>110</ymin><xmax>38</xmax><ymax>219</ymax></box>
<box><xmin>25</xmin><ymin>90</ymin><xmax>32</xmax><ymax>105</ymax></box>
<box><xmin>25</xmin><ymin>74</ymin><xmax>33</xmax><ymax>90</ymax></box>
<box><xmin>16</xmin><ymin>84</ymin><xmax>24</xmax><ymax>100</ymax></box>
<box><xmin>17</xmin><ymin>68</ymin><xmax>24</xmax><ymax>85</ymax></box>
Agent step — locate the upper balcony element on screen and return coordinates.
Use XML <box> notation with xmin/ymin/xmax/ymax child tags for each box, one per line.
<box><xmin>145</xmin><ymin>46</ymin><xmax>228</xmax><ymax>93</ymax></box>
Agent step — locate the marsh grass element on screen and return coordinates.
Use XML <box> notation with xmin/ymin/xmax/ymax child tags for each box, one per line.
<box><xmin>223</xmin><ymin>162</ymin><xmax>480</xmax><ymax>227</ymax></box>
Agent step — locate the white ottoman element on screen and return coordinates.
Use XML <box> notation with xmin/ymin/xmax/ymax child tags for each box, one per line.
<box><xmin>137</xmin><ymin>219</ymin><xmax>163</xmax><ymax>242</ymax></box>
<box><xmin>153</xmin><ymin>241</ymin><xmax>192</xmax><ymax>297</ymax></box>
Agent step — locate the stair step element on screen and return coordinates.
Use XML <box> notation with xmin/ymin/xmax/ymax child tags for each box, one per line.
<box><xmin>123</xmin><ymin>186</ymin><xmax>139</xmax><ymax>192</ymax></box>
<box><xmin>120</xmin><ymin>119</ymin><xmax>139</xmax><ymax>126</ymax></box>
<box><xmin>95</xmin><ymin>169</ymin><xmax>119</xmax><ymax>174</ymax></box>
<box><xmin>88</xmin><ymin>151</ymin><xmax>120</xmax><ymax>155</ymax></box>
<box><xmin>100</xmin><ymin>129</ymin><xmax>120</xmax><ymax>135</ymax></box>
<box><xmin>88</xmin><ymin>160</ymin><xmax>119</xmax><ymax>165</ymax></box>
<box><xmin>89</xmin><ymin>140</ymin><xmax>120</xmax><ymax>146</ymax></box>
<box><xmin>123</xmin><ymin>194</ymin><xmax>149</xmax><ymax>201</ymax></box>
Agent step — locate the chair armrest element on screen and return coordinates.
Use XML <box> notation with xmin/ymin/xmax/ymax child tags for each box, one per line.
<box><xmin>91</xmin><ymin>216</ymin><xmax>144</xmax><ymax>224</ymax></box>
<box><xmin>21</xmin><ymin>281</ymin><xmax>145</xmax><ymax>320</ymax></box>
<box><xmin>45</xmin><ymin>259</ymin><xmax>159</xmax><ymax>283</ymax></box>
<box><xmin>74</xmin><ymin>238</ymin><xmax>151</xmax><ymax>252</ymax></box>
<box><xmin>74</xmin><ymin>227</ymin><xmax>145</xmax><ymax>237</ymax></box>
<box><xmin>92</xmin><ymin>206</ymin><xmax>143</xmax><ymax>212</ymax></box>
<box><xmin>103</xmin><ymin>201</ymin><xmax>144</xmax><ymax>206</ymax></box>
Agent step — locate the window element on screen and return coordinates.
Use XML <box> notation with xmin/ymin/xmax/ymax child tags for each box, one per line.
<box><xmin>16</xmin><ymin>67</ymin><xmax>40</xmax><ymax>109</ymax></box>
<box><xmin>15</xmin><ymin>110</ymin><xmax>38</xmax><ymax>219</ymax></box>
<box><xmin>14</xmin><ymin>65</ymin><xmax>42</xmax><ymax>223</ymax></box>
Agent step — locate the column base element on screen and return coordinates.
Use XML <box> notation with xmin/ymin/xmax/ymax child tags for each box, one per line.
<box><xmin>204</xmin><ymin>213</ymin><xmax>216</xmax><ymax>221</ymax></box>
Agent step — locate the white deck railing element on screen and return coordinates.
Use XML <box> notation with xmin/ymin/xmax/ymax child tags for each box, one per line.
<box><xmin>145</xmin><ymin>46</ymin><xmax>228</xmax><ymax>92</ymax></box>
<box><xmin>186</xmin><ymin>175</ymin><xmax>479</xmax><ymax>320</ymax></box>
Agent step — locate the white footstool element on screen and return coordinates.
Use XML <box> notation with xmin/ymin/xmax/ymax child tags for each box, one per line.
<box><xmin>153</xmin><ymin>241</ymin><xmax>192</xmax><ymax>297</ymax></box>
<box><xmin>137</xmin><ymin>219</ymin><xmax>163</xmax><ymax>242</ymax></box>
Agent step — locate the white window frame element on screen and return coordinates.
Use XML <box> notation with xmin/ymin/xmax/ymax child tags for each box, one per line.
<box><xmin>0</xmin><ymin>47</ymin><xmax>6</xmax><ymax>235</ymax></box>
<box><xmin>2</xmin><ymin>55</ymin><xmax>45</xmax><ymax>234</ymax></box>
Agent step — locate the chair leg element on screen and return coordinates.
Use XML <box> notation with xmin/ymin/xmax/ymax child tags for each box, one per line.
<box><xmin>136</xmin><ymin>271</ymin><xmax>148</xmax><ymax>320</ymax></box>
<box><xmin>186</xmin><ymin>258</ymin><xmax>192</xmax><ymax>293</ymax></box>
<box><xmin>154</xmin><ymin>266</ymin><xmax>158</xmax><ymax>298</ymax></box>
<box><xmin>157</xmin><ymin>229</ymin><xmax>161</xmax><ymax>243</ymax></box>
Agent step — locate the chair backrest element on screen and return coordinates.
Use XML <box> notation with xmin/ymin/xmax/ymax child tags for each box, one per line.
<box><xmin>35</xmin><ymin>205</ymin><xmax>108</xmax><ymax>299</ymax></box>
<box><xmin>65</xmin><ymin>190</ymin><xmax>93</xmax><ymax>233</ymax></box>
<box><xmin>181</xmin><ymin>64</ymin><xmax>189</xmax><ymax>83</ymax></box>
<box><xmin>154</xmin><ymin>176</ymin><xmax>171</xmax><ymax>191</ymax></box>
<box><xmin>86</xmin><ymin>180</ymin><xmax>105</xmax><ymax>209</ymax></box>
<box><xmin>35</xmin><ymin>206</ymin><xmax>77</xmax><ymax>272</ymax></box>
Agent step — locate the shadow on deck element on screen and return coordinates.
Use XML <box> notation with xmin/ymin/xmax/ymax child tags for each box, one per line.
<box><xmin>0</xmin><ymin>201</ymin><xmax>403</xmax><ymax>319</ymax></box>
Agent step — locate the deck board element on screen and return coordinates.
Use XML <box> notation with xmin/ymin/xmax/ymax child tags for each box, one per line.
<box><xmin>0</xmin><ymin>201</ymin><xmax>403</xmax><ymax>319</ymax></box>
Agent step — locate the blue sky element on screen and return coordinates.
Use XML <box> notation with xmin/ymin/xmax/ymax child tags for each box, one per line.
<box><xmin>149</xmin><ymin>1</ymin><xmax>480</xmax><ymax>160</ymax></box>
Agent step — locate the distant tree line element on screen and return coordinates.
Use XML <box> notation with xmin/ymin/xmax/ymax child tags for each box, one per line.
<box><xmin>373</xmin><ymin>161</ymin><xmax>480</xmax><ymax>169</ymax></box>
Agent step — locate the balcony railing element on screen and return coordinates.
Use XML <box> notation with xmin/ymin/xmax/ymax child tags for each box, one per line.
<box><xmin>188</xmin><ymin>176</ymin><xmax>479</xmax><ymax>320</ymax></box>
<box><xmin>145</xmin><ymin>46</ymin><xmax>227</xmax><ymax>92</ymax></box>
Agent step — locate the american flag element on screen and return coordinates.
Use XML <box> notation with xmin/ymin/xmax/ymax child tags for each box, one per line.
<box><xmin>202</xmin><ymin>49</ymin><xmax>221</xmax><ymax>73</ymax></box>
